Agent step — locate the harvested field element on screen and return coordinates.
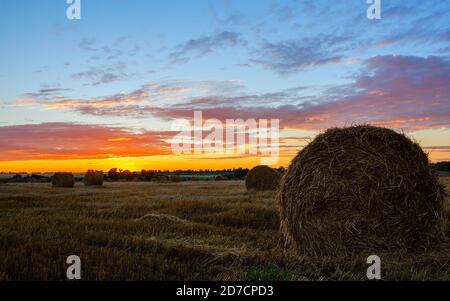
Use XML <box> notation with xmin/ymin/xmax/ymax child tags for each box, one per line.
<box><xmin>0</xmin><ymin>180</ymin><xmax>449</xmax><ymax>281</ymax></box>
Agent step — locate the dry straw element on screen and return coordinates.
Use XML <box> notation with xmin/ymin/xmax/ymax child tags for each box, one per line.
<box><xmin>170</xmin><ymin>175</ymin><xmax>182</xmax><ymax>183</ymax></box>
<box><xmin>245</xmin><ymin>165</ymin><xmax>281</xmax><ymax>191</ymax></box>
<box><xmin>52</xmin><ymin>172</ymin><xmax>75</xmax><ymax>188</ymax></box>
<box><xmin>84</xmin><ymin>170</ymin><xmax>104</xmax><ymax>186</ymax></box>
<box><xmin>278</xmin><ymin>125</ymin><xmax>446</xmax><ymax>256</ymax></box>
<box><xmin>137</xmin><ymin>213</ymin><xmax>190</xmax><ymax>225</ymax></box>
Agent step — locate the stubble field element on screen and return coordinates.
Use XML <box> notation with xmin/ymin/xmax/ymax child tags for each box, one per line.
<box><xmin>0</xmin><ymin>178</ymin><xmax>449</xmax><ymax>281</ymax></box>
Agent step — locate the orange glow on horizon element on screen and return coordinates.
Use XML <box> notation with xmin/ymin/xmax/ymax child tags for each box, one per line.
<box><xmin>0</xmin><ymin>155</ymin><xmax>293</xmax><ymax>173</ymax></box>
<box><xmin>0</xmin><ymin>150</ymin><xmax>448</xmax><ymax>173</ymax></box>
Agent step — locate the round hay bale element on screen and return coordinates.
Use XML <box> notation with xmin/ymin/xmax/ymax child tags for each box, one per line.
<box><xmin>52</xmin><ymin>172</ymin><xmax>75</xmax><ymax>188</ymax></box>
<box><xmin>155</xmin><ymin>175</ymin><xmax>169</xmax><ymax>183</ymax></box>
<box><xmin>84</xmin><ymin>170</ymin><xmax>104</xmax><ymax>186</ymax></box>
<box><xmin>245</xmin><ymin>165</ymin><xmax>280</xmax><ymax>191</ymax></box>
<box><xmin>278</xmin><ymin>125</ymin><xmax>446</xmax><ymax>256</ymax></box>
<box><xmin>170</xmin><ymin>175</ymin><xmax>182</xmax><ymax>183</ymax></box>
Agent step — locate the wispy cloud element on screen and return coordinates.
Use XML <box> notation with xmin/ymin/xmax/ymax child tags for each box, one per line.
<box><xmin>23</xmin><ymin>88</ymin><xmax>73</xmax><ymax>100</ymax></box>
<box><xmin>78</xmin><ymin>37</ymin><xmax>141</xmax><ymax>59</ymax></box>
<box><xmin>17</xmin><ymin>80</ymin><xmax>246</xmax><ymax>114</ymax></box>
<box><xmin>72</xmin><ymin>62</ymin><xmax>139</xmax><ymax>86</ymax></box>
<box><xmin>251</xmin><ymin>34</ymin><xmax>352</xmax><ymax>74</ymax></box>
<box><xmin>149</xmin><ymin>55</ymin><xmax>450</xmax><ymax>132</ymax></box>
<box><xmin>15</xmin><ymin>55</ymin><xmax>450</xmax><ymax>132</ymax></box>
<box><xmin>169</xmin><ymin>31</ymin><xmax>247</xmax><ymax>64</ymax></box>
<box><xmin>377</xmin><ymin>5</ymin><xmax>450</xmax><ymax>49</ymax></box>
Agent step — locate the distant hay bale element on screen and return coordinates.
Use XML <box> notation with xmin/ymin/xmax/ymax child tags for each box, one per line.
<box><xmin>155</xmin><ymin>175</ymin><xmax>169</xmax><ymax>183</ymax></box>
<box><xmin>278</xmin><ymin>125</ymin><xmax>446</xmax><ymax>256</ymax></box>
<box><xmin>170</xmin><ymin>175</ymin><xmax>182</xmax><ymax>183</ymax></box>
<box><xmin>215</xmin><ymin>175</ymin><xmax>226</xmax><ymax>181</ymax></box>
<box><xmin>51</xmin><ymin>172</ymin><xmax>75</xmax><ymax>188</ymax></box>
<box><xmin>245</xmin><ymin>165</ymin><xmax>280</xmax><ymax>191</ymax></box>
<box><xmin>137</xmin><ymin>213</ymin><xmax>190</xmax><ymax>225</ymax></box>
<box><xmin>84</xmin><ymin>170</ymin><xmax>103</xmax><ymax>186</ymax></box>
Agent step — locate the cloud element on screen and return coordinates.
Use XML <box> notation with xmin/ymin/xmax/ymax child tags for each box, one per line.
<box><xmin>49</xmin><ymin>22</ymin><xmax>79</xmax><ymax>36</ymax></box>
<box><xmin>0</xmin><ymin>123</ymin><xmax>173</xmax><ymax>161</ymax></box>
<box><xmin>5</xmin><ymin>54</ymin><xmax>450</xmax><ymax>163</ymax></box>
<box><xmin>269</xmin><ymin>2</ymin><xmax>299</xmax><ymax>23</ymax></box>
<box><xmin>78</xmin><ymin>38</ymin><xmax>97</xmax><ymax>51</ymax></box>
<box><xmin>23</xmin><ymin>88</ymin><xmax>73</xmax><ymax>100</ymax></box>
<box><xmin>78</xmin><ymin>37</ymin><xmax>140</xmax><ymax>59</ymax></box>
<box><xmin>149</xmin><ymin>55</ymin><xmax>450</xmax><ymax>132</ymax></box>
<box><xmin>375</xmin><ymin>3</ymin><xmax>450</xmax><ymax>49</ymax></box>
<box><xmin>220</xmin><ymin>12</ymin><xmax>246</xmax><ymax>27</ymax></box>
<box><xmin>75</xmin><ymin>36</ymin><xmax>143</xmax><ymax>88</ymax></box>
<box><xmin>378</xmin><ymin>24</ymin><xmax>450</xmax><ymax>49</ymax></box>
<box><xmin>252</xmin><ymin>34</ymin><xmax>351</xmax><ymax>74</ymax></box>
<box><xmin>424</xmin><ymin>146</ymin><xmax>450</xmax><ymax>151</ymax></box>
<box><xmin>17</xmin><ymin>55</ymin><xmax>450</xmax><ymax>133</ymax></box>
<box><xmin>17</xmin><ymin>80</ymin><xmax>247</xmax><ymax>115</ymax></box>
<box><xmin>19</xmin><ymin>87</ymin><xmax>149</xmax><ymax>113</ymax></box>
<box><xmin>169</xmin><ymin>31</ymin><xmax>247</xmax><ymax>64</ymax></box>
<box><xmin>72</xmin><ymin>62</ymin><xmax>139</xmax><ymax>86</ymax></box>
<box><xmin>0</xmin><ymin>121</ymin><xmax>304</xmax><ymax>163</ymax></box>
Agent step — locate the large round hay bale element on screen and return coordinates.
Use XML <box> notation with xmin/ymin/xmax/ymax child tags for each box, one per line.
<box><xmin>52</xmin><ymin>172</ymin><xmax>75</xmax><ymax>188</ymax></box>
<box><xmin>84</xmin><ymin>170</ymin><xmax>103</xmax><ymax>186</ymax></box>
<box><xmin>278</xmin><ymin>125</ymin><xmax>446</xmax><ymax>256</ymax></box>
<box><xmin>245</xmin><ymin>165</ymin><xmax>280</xmax><ymax>191</ymax></box>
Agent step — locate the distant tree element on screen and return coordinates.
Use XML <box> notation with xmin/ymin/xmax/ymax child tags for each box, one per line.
<box><xmin>224</xmin><ymin>174</ymin><xmax>234</xmax><ymax>180</ymax></box>
<box><xmin>233</xmin><ymin>168</ymin><xmax>249</xmax><ymax>180</ymax></box>
<box><xmin>433</xmin><ymin>161</ymin><xmax>450</xmax><ymax>172</ymax></box>
<box><xmin>12</xmin><ymin>174</ymin><xmax>23</xmax><ymax>181</ymax></box>
<box><xmin>141</xmin><ymin>170</ymin><xmax>156</xmax><ymax>181</ymax></box>
<box><xmin>107</xmin><ymin>168</ymin><xmax>119</xmax><ymax>181</ymax></box>
<box><xmin>277</xmin><ymin>167</ymin><xmax>286</xmax><ymax>174</ymax></box>
<box><xmin>119</xmin><ymin>170</ymin><xmax>132</xmax><ymax>181</ymax></box>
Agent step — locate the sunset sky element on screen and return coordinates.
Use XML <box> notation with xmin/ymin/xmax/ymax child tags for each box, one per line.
<box><xmin>0</xmin><ymin>0</ymin><xmax>449</xmax><ymax>172</ymax></box>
